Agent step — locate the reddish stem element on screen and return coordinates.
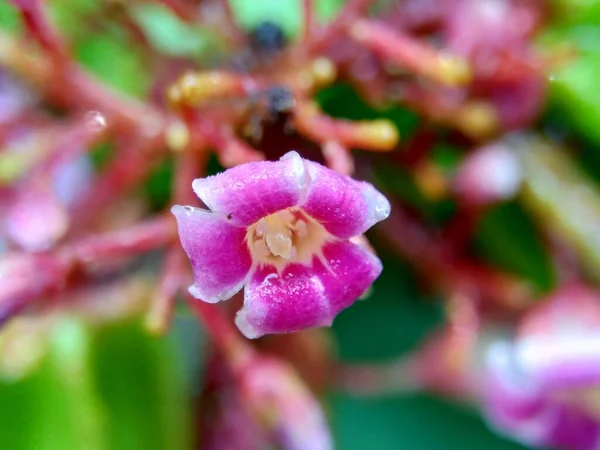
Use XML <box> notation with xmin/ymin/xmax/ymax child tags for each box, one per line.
<box><xmin>376</xmin><ymin>198</ymin><xmax>531</xmax><ymax>311</ymax></box>
<box><xmin>302</xmin><ymin>0</ymin><xmax>315</xmax><ymax>42</ymax></box>
<box><xmin>350</xmin><ymin>19</ymin><xmax>471</xmax><ymax>87</ymax></box>
<box><xmin>309</xmin><ymin>0</ymin><xmax>374</xmax><ymax>52</ymax></box>
<box><xmin>155</xmin><ymin>0</ymin><xmax>199</xmax><ymax>22</ymax></box>
<box><xmin>0</xmin><ymin>216</ymin><xmax>176</xmax><ymax>326</ymax></box>
<box><xmin>147</xmin><ymin>244</ymin><xmax>186</xmax><ymax>334</ymax></box>
<box><xmin>11</xmin><ymin>0</ymin><xmax>68</xmax><ymax>61</ymax></box>
<box><xmin>69</xmin><ymin>140</ymin><xmax>164</xmax><ymax>231</ymax></box>
<box><xmin>186</xmin><ymin>297</ymin><xmax>254</xmax><ymax>372</ymax></box>
<box><xmin>147</xmin><ymin>145</ymin><xmax>206</xmax><ymax>333</ymax></box>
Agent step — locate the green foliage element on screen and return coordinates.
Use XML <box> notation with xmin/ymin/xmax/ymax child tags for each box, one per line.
<box><xmin>548</xmin><ymin>0</ymin><xmax>600</xmax><ymax>25</ymax></box>
<box><xmin>90</xmin><ymin>321</ymin><xmax>189</xmax><ymax>450</ymax></box>
<box><xmin>0</xmin><ymin>316</ymin><xmax>190</xmax><ymax>450</ymax></box>
<box><xmin>48</xmin><ymin>0</ymin><xmax>98</xmax><ymax>39</ymax></box>
<box><xmin>539</xmin><ymin>25</ymin><xmax>600</xmax><ymax>146</ymax></box>
<box><xmin>473</xmin><ymin>202</ymin><xmax>555</xmax><ymax>292</ymax></box>
<box><xmin>144</xmin><ymin>157</ymin><xmax>174</xmax><ymax>212</ymax></box>
<box><xmin>75</xmin><ymin>34</ymin><xmax>150</xmax><ymax>98</ymax></box>
<box><xmin>332</xmin><ymin>257</ymin><xmax>443</xmax><ymax>363</ymax></box>
<box><xmin>230</xmin><ymin>0</ymin><xmax>344</xmax><ymax>36</ymax></box>
<box><xmin>0</xmin><ymin>2</ymin><xmax>21</xmax><ymax>32</ymax></box>
<box><xmin>130</xmin><ymin>4</ymin><xmax>217</xmax><ymax>58</ymax></box>
<box><xmin>330</xmin><ymin>393</ymin><xmax>528</xmax><ymax>450</ymax></box>
<box><xmin>318</xmin><ymin>83</ymin><xmax>420</xmax><ymax>138</ymax></box>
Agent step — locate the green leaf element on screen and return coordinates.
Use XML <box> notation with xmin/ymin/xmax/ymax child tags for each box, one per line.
<box><xmin>48</xmin><ymin>0</ymin><xmax>98</xmax><ymax>39</ymax></box>
<box><xmin>330</xmin><ymin>393</ymin><xmax>528</xmax><ymax>450</ymax></box>
<box><xmin>0</xmin><ymin>316</ymin><xmax>190</xmax><ymax>450</ymax></box>
<box><xmin>229</xmin><ymin>0</ymin><xmax>344</xmax><ymax>36</ymax></box>
<box><xmin>90</xmin><ymin>320</ymin><xmax>190</xmax><ymax>450</ymax></box>
<box><xmin>0</xmin><ymin>2</ymin><xmax>21</xmax><ymax>33</ymax></box>
<box><xmin>130</xmin><ymin>4</ymin><xmax>215</xmax><ymax>58</ymax></box>
<box><xmin>144</xmin><ymin>158</ymin><xmax>174</xmax><ymax>212</ymax></box>
<box><xmin>318</xmin><ymin>83</ymin><xmax>420</xmax><ymax>139</ymax></box>
<box><xmin>539</xmin><ymin>26</ymin><xmax>600</xmax><ymax>146</ymax></box>
<box><xmin>431</xmin><ymin>143</ymin><xmax>462</xmax><ymax>174</ymax></box>
<box><xmin>332</xmin><ymin>257</ymin><xmax>444</xmax><ymax>363</ymax></box>
<box><xmin>0</xmin><ymin>317</ymin><xmax>107</xmax><ymax>450</ymax></box>
<box><xmin>75</xmin><ymin>34</ymin><xmax>149</xmax><ymax>98</ymax></box>
<box><xmin>547</xmin><ymin>0</ymin><xmax>600</xmax><ymax>25</ymax></box>
<box><xmin>473</xmin><ymin>202</ymin><xmax>555</xmax><ymax>292</ymax></box>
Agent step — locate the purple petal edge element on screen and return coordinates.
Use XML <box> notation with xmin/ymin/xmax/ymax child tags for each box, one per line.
<box><xmin>172</xmin><ymin>205</ymin><xmax>252</xmax><ymax>303</ymax></box>
<box><xmin>235</xmin><ymin>240</ymin><xmax>382</xmax><ymax>339</ymax></box>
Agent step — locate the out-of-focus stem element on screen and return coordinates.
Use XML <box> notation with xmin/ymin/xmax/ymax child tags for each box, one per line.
<box><xmin>0</xmin><ymin>32</ymin><xmax>165</xmax><ymax>136</ymax></box>
<box><xmin>309</xmin><ymin>0</ymin><xmax>374</xmax><ymax>52</ymax></box>
<box><xmin>154</xmin><ymin>0</ymin><xmax>199</xmax><ymax>22</ymax></box>
<box><xmin>147</xmin><ymin>146</ymin><xmax>205</xmax><ymax>334</ymax></box>
<box><xmin>146</xmin><ymin>245</ymin><xmax>186</xmax><ymax>334</ymax></box>
<box><xmin>29</xmin><ymin>115</ymin><xmax>108</xmax><ymax>179</ymax></box>
<box><xmin>517</xmin><ymin>135</ymin><xmax>600</xmax><ymax>283</ymax></box>
<box><xmin>0</xmin><ymin>216</ymin><xmax>176</xmax><ymax>326</ymax></box>
<box><xmin>376</xmin><ymin>197</ymin><xmax>532</xmax><ymax>310</ymax></box>
<box><xmin>66</xmin><ymin>215</ymin><xmax>175</xmax><ymax>263</ymax></box>
<box><xmin>350</xmin><ymin>19</ymin><xmax>472</xmax><ymax>87</ymax></box>
<box><xmin>293</xmin><ymin>101</ymin><xmax>399</xmax><ymax>151</ymax></box>
<box><xmin>336</xmin><ymin>358</ymin><xmax>422</xmax><ymax>396</ymax></box>
<box><xmin>69</xmin><ymin>141</ymin><xmax>163</xmax><ymax>230</ymax></box>
<box><xmin>10</xmin><ymin>0</ymin><xmax>68</xmax><ymax>61</ymax></box>
<box><xmin>186</xmin><ymin>297</ymin><xmax>254</xmax><ymax>374</ymax></box>
<box><xmin>302</xmin><ymin>0</ymin><xmax>315</xmax><ymax>42</ymax></box>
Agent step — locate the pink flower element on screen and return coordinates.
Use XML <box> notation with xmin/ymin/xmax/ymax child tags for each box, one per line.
<box><xmin>453</xmin><ymin>142</ymin><xmax>522</xmax><ymax>206</ymax></box>
<box><xmin>172</xmin><ymin>151</ymin><xmax>389</xmax><ymax>338</ymax></box>
<box><xmin>481</xmin><ymin>285</ymin><xmax>600</xmax><ymax>450</ymax></box>
<box><xmin>240</xmin><ymin>357</ymin><xmax>333</xmax><ymax>450</ymax></box>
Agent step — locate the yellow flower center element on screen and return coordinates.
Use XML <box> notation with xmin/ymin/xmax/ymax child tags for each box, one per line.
<box><xmin>247</xmin><ymin>208</ymin><xmax>331</xmax><ymax>268</ymax></box>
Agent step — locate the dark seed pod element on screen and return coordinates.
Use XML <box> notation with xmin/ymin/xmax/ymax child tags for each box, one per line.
<box><xmin>266</xmin><ymin>85</ymin><xmax>295</xmax><ymax>116</ymax></box>
<box><xmin>250</xmin><ymin>21</ymin><xmax>287</xmax><ymax>57</ymax></box>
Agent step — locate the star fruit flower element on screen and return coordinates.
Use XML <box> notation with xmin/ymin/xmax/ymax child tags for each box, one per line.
<box><xmin>172</xmin><ymin>151</ymin><xmax>390</xmax><ymax>339</ymax></box>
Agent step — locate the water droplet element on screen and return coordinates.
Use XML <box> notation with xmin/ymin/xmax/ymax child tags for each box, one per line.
<box><xmin>84</xmin><ymin>110</ymin><xmax>107</xmax><ymax>132</ymax></box>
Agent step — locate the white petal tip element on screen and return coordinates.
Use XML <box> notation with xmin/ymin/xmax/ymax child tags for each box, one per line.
<box><xmin>188</xmin><ymin>285</ymin><xmax>221</xmax><ymax>303</ymax></box>
<box><xmin>235</xmin><ymin>310</ymin><xmax>262</xmax><ymax>339</ymax></box>
<box><xmin>280</xmin><ymin>150</ymin><xmax>302</xmax><ymax>162</ymax></box>
<box><xmin>192</xmin><ymin>178</ymin><xmax>212</xmax><ymax>207</ymax></box>
<box><xmin>171</xmin><ymin>204</ymin><xmax>194</xmax><ymax>218</ymax></box>
<box><xmin>361</xmin><ymin>182</ymin><xmax>391</xmax><ymax>223</ymax></box>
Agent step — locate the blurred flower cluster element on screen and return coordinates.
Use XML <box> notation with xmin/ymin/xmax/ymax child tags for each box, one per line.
<box><xmin>2</xmin><ymin>0</ymin><xmax>600</xmax><ymax>449</ymax></box>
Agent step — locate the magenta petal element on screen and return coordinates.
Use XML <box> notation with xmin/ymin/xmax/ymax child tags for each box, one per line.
<box><xmin>5</xmin><ymin>185</ymin><xmax>68</xmax><ymax>251</ymax></box>
<box><xmin>485</xmin><ymin>341</ymin><xmax>600</xmax><ymax>450</ymax></box>
<box><xmin>171</xmin><ymin>205</ymin><xmax>251</xmax><ymax>303</ymax></box>
<box><xmin>235</xmin><ymin>240</ymin><xmax>382</xmax><ymax>338</ymax></box>
<box><xmin>301</xmin><ymin>161</ymin><xmax>390</xmax><ymax>238</ymax></box>
<box><xmin>192</xmin><ymin>151</ymin><xmax>309</xmax><ymax>227</ymax></box>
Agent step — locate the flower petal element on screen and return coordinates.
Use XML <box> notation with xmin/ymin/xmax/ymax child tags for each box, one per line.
<box><xmin>192</xmin><ymin>151</ymin><xmax>309</xmax><ymax>227</ymax></box>
<box><xmin>235</xmin><ymin>240</ymin><xmax>382</xmax><ymax>338</ymax></box>
<box><xmin>301</xmin><ymin>161</ymin><xmax>390</xmax><ymax>238</ymax></box>
<box><xmin>172</xmin><ymin>205</ymin><xmax>251</xmax><ymax>303</ymax></box>
<box><xmin>515</xmin><ymin>284</ymin><xmax>600</xmax><ymax>389</ymax></box>
<box><xmin>484</xmin><ymin>340</ymin><xmax>600</xmax><ymax>450</ymax></box>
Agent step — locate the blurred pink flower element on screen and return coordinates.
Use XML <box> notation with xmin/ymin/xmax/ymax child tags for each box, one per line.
<box><xmin>4</xmin><ymin>183</ymin><xmax>68</xmax><ymax>252</ymax></box>
<box><xmin>453</xmin><ymin>142</ymin><xmax>522</xmax><ymax>206</ymax></box>
<box><xmin>172</xmin><ymin>151</ymin><xmax>389</xmax><ymax>338</ymax></box>
<box><xmin>240</xmin><ymin>357</ymin><xmax>333</xmax><ymax>450</ymax></box>
<box><xmin>482</xmin><ymin>284</ymin><xmax>600</xmax><ymax>450</ymax></box>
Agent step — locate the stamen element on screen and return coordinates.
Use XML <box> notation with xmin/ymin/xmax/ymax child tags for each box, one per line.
<box><xmin>253</xmin><ymin>239</ymin><xmax>271</xmax><ymax>259</ymax></box>
<box><xmin>248</xmin><ymin>207</ymin><xmax>330</xmax><ymax>266</ymax></box>
<box><xmin>266</xmin><ymin>232</ymin><xmax>295</xmax><ymax>259</ymax></box>
<box><xmin>293</xmin><ymin>220</ymin><xmax>308</xmax><ymax>238</ymax></box>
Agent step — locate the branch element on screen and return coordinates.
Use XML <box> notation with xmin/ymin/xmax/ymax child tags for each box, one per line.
<box><xmin>0</xmin><ymin>216</ymin><xmax>176</xmax><ymax>326</ymax></box>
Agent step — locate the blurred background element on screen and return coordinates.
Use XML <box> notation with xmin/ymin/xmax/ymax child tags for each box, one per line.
<box><xmin>2</xmin><ymin>0</ymin><xmax>600</xmax><ymax>449</ymax></box>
